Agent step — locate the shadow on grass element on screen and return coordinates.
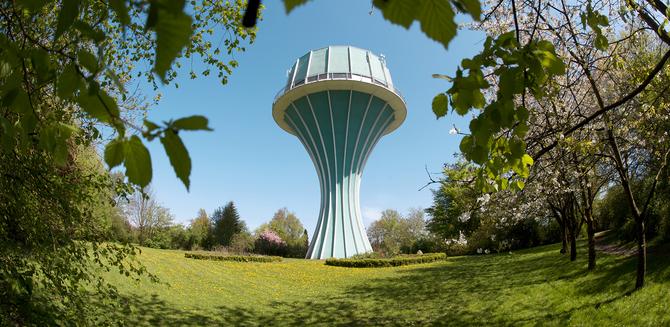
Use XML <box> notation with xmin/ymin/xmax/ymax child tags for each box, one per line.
<box><xmin>92</xmin><ymin>242</ymin><xmax>669</xmax><ymax>326</ymax></box>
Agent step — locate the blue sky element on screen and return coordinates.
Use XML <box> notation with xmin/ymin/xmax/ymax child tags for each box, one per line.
<box><xmin>142</xmin><ymin>1</ymin><xmax>484</xmax><ymax>234</ymax></box>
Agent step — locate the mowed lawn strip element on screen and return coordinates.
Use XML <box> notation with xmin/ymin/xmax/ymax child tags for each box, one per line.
<box><xmin>96</xmin><ymin>241</ymin><xmax>670</xmax><ymax>326</ymax></box>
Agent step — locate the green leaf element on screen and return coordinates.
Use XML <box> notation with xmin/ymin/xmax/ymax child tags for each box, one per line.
<box><xmin>284</xmin><ymin>0</ymin><xmax>312</xmax><ymax>13</ymax></box>
<box><xmin>57</xmin><ymin>64</ymin><xmax>81</xmax><ymax>99</ymax></box>
<box><xmin>30</xmin><ymin>49</ymin><xmax>51</xmax><ymax>81</ymax></box>
<box><xmin>594</xmin><ymin>34</ymin><xmax>608</xmax><ymax>51</ymax></box>
<box><xmin>39</xmin><ymin>123</ymin><xmax>75</xmax><ymax>167</ymax></box>
<box><xmin>417</xmin><ymin>0</ymin><xmax>457</xmax><ymax>49</ymax></box>
<box><xmin>498</xmin><ymin>67</ymin><xmax>523</xmax><ymax>98</ymax></box>
<box><xmin>8</xmin><ymin>89</ymin><xmax>32</xmax><ymax>115</ymax></box>
<box><xmin>77</xmin><ymin>50</ymin><xmax>99</xmax><ymax>74</ymax></box>
<box><xmin>145</xmin><ymin>1</ymin><xmax>158</xmax><ymax>29</ymax></box>
<box><xmin>144</xmin><ymin>120</ymin><xmax>161</xmax><ymax>132</ymax></box>
<box><xmin>172</xmin><ymin>115</ymin><xmax>212</xmax><ymax>131</ymax></box>
<box><xmin>153</xmin><ymin>7</ymin><xmax>193</xmax><ymax>83</ymax></box>
<box><xmin>0</xmin><ymin>116</ymin><xmax>14</xmax><ymax>150</ymax></box>
<box><xmin>373</xmin><ymin>0</ymin><xmax>467</xmax><ymax>49</ymax></box>
<box><xmin>109</xmin><ymin>0</ymin><xmax>131</xmax><ymax>26</ymax></box>
<box><xmin>453</xmin><ymin>0</ymin><xmax>481</xmax><ymax>21</ymax></box>
<box><xmin>77</xmin><ymin>89</ymin><xmax>119</xmax><ymax>123</ymax></box>
<box><xmin>470</xmin><ymin>144</ymin><xmax>489</xmax><ymax>165</ymax></box>
<box><xmin>160</xmin><ymin>130</ymin><xmax>191</xmax><ymax>190</ymax></box>
<box><xmin>460</xmin><ymin>135</ymin><xmax>489</xmax><ymax>165</ymax></box>
<box><xmin>514</xmin><ymin>121</ymin><xmax>529</xmax><ymax>137</ymax></box>
<box><xmin>582</xmin><ymin>5</ymin><xmax>609</xmax><ymax>51</ymax></box>
<box><xmin>17</xmin><ymin>0</ymin><xmax>50</xmax><ymax>12</ymax></box>
<box><xmin>123</xmin><ymin>136</ymin><xmax>152</xmax><ymax>187</ymax></box>
<box><xmin>55</xmin><ymin>0</ymin><xmax>79</xmax><ymax>40</ymax></box>
<box><xmin>521</xmin><ymin>153</ymin><xmax>534</xmax><ymax>167</ymax></box>
<box><xmin>432</xmin><ymin>93</ymin><xmax>448</xmax><ymax>118</ymax></box>
<box><xmin>104</xmin><ymin>138</ymin><xmax>125</xmax><ymax>168</ymax></box>
<box><xmin>498</xmin><ymin>177</ymin><xmax>509</xmax><ymax>191</ymax></box>
<box><xmin>73</xmin><ymin>21</ymin><xmax>105</xmax><ymax>43</ymax></box>
<box><xmin>373</xmin><ymin>0</ymin><xmax>419</xmax><ymax>28</ymax></box>
<box><xmin>459</xmin><ymin>135</ymin><xmax>473</xmax><ymax>155</ymax></box>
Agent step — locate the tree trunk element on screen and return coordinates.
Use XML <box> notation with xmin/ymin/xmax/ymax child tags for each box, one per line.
<box><xmin>587</xmin><ymin>219</ymin><xmax>596</xmax><ymax>270</ymax></box>
<box><xmin>636</xmin><ymin>219</ymin><xmax>646</xmax><ymax>289</ymax></box>
<box><xmin>561</xmin><ymin>225</ymin><xmax>568</xmax><ymax>255</ymax></box>
<box><xmin>569</xmin><ymin>230</ymin><xmax>577</xmax><ymax>261</ymax></box>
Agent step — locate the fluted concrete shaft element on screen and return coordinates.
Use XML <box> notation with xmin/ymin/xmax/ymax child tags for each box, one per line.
<box><xmin>284</xmin><ymin>90</ymin><xmax>394</xmax><ymax>259</ymax></box>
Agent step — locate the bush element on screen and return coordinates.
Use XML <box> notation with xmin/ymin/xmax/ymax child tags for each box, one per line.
<box><xmin>444</xmin><ymin>243</ymin><xmax>470</xmax><ymax>256</ymax></box>
<box><xmin>254</xmin><ymin>230</ymin><xmax>287</xmax><ymax>256</ymax></box>
<box><xmin>184</xmin><ymin>252</ymin><xmax>282</xmax><ymax>262</ymax></box>
<box><xmin>325</xmin><ymin>253</ymin><xmax>446</xmax><ymax>268</ymax></box>
<box><xmin>411</xmin><ymin>235</ymin><xmax>447</xmax><ymax>254</ymax></box>
<box><xmin>229</xmin><ymin>232</ymin><xmax>255</xmax><ymax>254</ymax></box>
<box><xmin>144</xmin><ymin>232</ymin><xmax>171</xmax><ymax>249</ymax></box>
<box><xmin>349</xmin><ymin>252</ymin><xmax>384</xmax><ymax>259</ymax></box>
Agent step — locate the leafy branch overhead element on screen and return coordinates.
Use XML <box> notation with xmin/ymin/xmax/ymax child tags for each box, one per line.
<box><xmin>2</xmin><ymin>0</ymin><xmax>256</xmax><ymax>190</ymax></box>
<box><xmin>105</xmin><ymin>116</ymin><xmax>212</xmax><ymax>189</ymax></box>
<box><xmin>434</xmin><ymin>33</ymin><xmax>565</xmax><ymax>191</ymax></box>
<box><xmin>280</xmin><ymin>0</ymin><xmax>481</xmax><ymax>49</ymax></box>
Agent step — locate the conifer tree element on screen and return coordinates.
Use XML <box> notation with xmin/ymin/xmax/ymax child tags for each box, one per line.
<box><xmin>211</xmin><ymin>202</ymin><xmax>243</xmax><ymax>247</ymax></box>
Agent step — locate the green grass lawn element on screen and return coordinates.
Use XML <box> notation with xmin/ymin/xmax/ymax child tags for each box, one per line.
<box><xmin>96</xmin><ymin>241</ymin><xmax>670</xmax><ymax>326</ymax></box>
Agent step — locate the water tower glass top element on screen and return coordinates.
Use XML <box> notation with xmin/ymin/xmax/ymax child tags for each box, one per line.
<box><xmin>272</xmin><ymin>46</ymin><xmax>407</xmax><ymax>259</ymax></box>
<box><xmin>273</xmin><ymin>46</ymin><xmax>406</xmax><ymax>136</ymax></box>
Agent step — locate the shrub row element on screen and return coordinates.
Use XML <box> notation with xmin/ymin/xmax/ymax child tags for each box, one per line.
<box><xmin>324</xmin><ymin>253</ymin><xmax>446</xmax><ymax>268</ymax></box>
<box><xmin>184</xmin><ymin>252</ymin><xmax>282</xmax><ymax>262</ymax></box>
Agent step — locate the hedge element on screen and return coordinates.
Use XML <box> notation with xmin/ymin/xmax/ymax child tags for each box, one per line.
<box><xmin>184</xmin><ymin>252</ymin><xmax>282</xmax><ymax>263</ymax></box>
<box><xmin>324</xmin><ymin>253</ymin><xmax>446</xmax><ymax>268</ymax></box>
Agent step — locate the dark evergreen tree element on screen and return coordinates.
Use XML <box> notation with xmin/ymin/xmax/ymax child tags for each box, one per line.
<box><xmin>303</xmin><ymin>229</ymin><xmax>309</xmax><ymax>251</ymax></box>
<box><xmin>211</xmin><ymin>202</ymin><xmax>243</xmax><ymax>247</ymax></box>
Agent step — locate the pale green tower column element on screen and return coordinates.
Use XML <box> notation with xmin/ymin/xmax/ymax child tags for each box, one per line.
<box><xmin>272</xmin><ymin>46</ymin><xmax>407</xmax><ymax>259</ymax></box>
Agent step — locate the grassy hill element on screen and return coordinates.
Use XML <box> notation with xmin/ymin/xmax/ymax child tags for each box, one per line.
<box><xmin>95</xmin><ymin>241</ymin><xmax>670</xmax><ymax>326</ymax></box>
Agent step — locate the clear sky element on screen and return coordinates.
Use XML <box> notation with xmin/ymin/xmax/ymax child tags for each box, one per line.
<box><xmin>142</xmin><ymin>1</ymin><xmax>484</xmax><ymax>234</ymax></box>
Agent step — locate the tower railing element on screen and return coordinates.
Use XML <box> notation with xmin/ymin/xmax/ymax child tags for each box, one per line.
<box><xmin>273</xmin><ymin>72</ymin><xmax>404</xmax><ymax>104</ymax></box>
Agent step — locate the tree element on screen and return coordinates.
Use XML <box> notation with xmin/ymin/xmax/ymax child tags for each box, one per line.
<box><xmin>257</xmin><ymin>208</ymin><xmax>308</xmax><ymax>257</ymax></box>
<box><xmin>264</xmin><ymin>208</ymin><xmax>305</xmax><ymax>242</ymax></box>
<box><xmin>367</xmin><ymin>209</ymin><xmax>427</xmax><ymax>255</ymax></box>
<box><xmin>211</xmin><ymin>202</ymin><xmax>243</xmax><ymax>247</ymax></box>
<box><xmin>426</xmin><ymin>161</ymin><xmax>482</xmax><ymax>242</ymax></box>
<box><xmin>302</xmin><ymin>229</ymin><xmax>309</xmax><ymax>252</ymax></box>
<box><xmin>229</xmin><ymin>229</ymin><xmax>255</xmax><ymax>254</ymax></box>
<box><xmin>122</xmin><ymin>186</ymin><xmax>172</xmax><ymax>245</ymax></box>
<box><xmin>452</xmin><ymin>0</ymin><xmax>669</xmax><ymax>287</ymax></box>
<box><xmin>405</xmin><ymin>208</ymin><xmax>428</xmax><ymax>240</ymax></box>
<box><xmin>189</xmin><ymin>208</ymin><xmax>212</xmax><ymax>250</ymax></box>
<box><xmin>0</xmin><ymin>145</ymin><xmax>149</xmax><ymax>324</ymax></box>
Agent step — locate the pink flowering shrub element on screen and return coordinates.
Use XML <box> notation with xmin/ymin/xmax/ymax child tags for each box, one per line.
<box><xmin>259</xmin><ymin>230</ymin><xmax>285</xmax><ymax>245</ymax></box>
<box><xmin>254</xmin><ymin>230</ymin><xmax>287</xmax><ymax>256</ymax></box>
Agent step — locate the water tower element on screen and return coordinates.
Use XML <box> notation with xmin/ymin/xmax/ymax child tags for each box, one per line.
<box><xmin>272</xmin><ymin>46</ymin><xmax>406</xmax><ymax>259</ymax></box>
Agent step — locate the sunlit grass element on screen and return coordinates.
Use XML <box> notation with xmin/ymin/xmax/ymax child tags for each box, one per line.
<box><xmin>97</xmin><ymin>241</ymin><xmax>670</xmax><ymax>326</ymax></box>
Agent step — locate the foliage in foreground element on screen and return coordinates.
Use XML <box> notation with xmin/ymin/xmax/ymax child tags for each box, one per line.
<box><xmin>0</xmin><ymin>0</ymin><xmax>255</xmax><ymax>324</ymax></box>
<box><xmin>0</xmin><ymin>145</ymin><xmax>149</xmax><ymax>325</ymax></box>
<box><xmin>325</xmin><ymin>253</ymin><xmax>447</xmax><ymax>268</ymax></box>
<box><xmin>184</xmin><ymin>252</ymin><xmax>281</xmax><ymax>263</ymax></box>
